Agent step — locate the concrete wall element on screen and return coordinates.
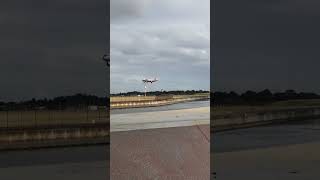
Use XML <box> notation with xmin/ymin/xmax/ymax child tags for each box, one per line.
<box><xmin>0</xmin><ymin>124</ymin><xmax>109</xmax><ymax>150</ymax></box>
<box><xmin>212</xmin><ymin>107</ymin><xmax>320</xmax><ymax>132</ymax></box>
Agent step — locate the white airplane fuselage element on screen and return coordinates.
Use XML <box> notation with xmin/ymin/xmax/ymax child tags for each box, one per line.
<box><xmin>142</xmin><ymin>78</ymin><xmax>158</xmax><ymax>83</ymax></box>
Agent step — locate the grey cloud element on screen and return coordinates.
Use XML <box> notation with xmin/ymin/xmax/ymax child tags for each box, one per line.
<box><xmin>110</xmin><ymin>0</ymin><xmax>210</xmax><ymax>94</ymax></box>
<box><xmin>111</xmin><ymin>0</ymin><xmax>151</xmax><ymax>21</ymax></box>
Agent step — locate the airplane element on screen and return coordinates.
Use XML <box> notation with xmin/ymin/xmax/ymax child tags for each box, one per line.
<box><xmin>142</xmin><ymin>78</ymin><xmax>158</xmax><ymax>83</ymax></box>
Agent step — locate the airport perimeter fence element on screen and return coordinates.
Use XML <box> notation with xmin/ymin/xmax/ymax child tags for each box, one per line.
<box><xmin>0</xmin><ymin>107</ymin><xmax>109</xmax><ymax>129</ymax></box>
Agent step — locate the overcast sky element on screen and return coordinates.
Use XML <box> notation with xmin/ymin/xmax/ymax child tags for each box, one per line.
<box><xmin>214</xmin><ymin>0</ymin><xmax>320</xmax><ymax>93</ymax></box>
<box><xmin>0</xmin><ymin>0</ymin><xmax>108</xmax><ymax>101</ymax></box>
<box><xmin>110</xmin><ymin>0</ymin><xmax>210</xmax><ymax>94</ymax></box>
<box><xmin>2</xmin><ymin>0</ymin><xmax>320</xmax><ymax>101</ymax></box>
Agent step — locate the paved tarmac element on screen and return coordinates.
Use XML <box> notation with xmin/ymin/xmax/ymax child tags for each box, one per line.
<box><xmin>111</xmin><ymin>125</ymin><xmax>210</xmax><ymax>180</ymax></box>
<box><xmin>110</xmin><ymin>101</ymin><xmax>210</xmax><ymax>179</ymax></box>
<box><xmin>111</xmin><ymin>107</ymin><xmax>209</xmax><ymax>132</ymax></box>
<box><xmin>212</xmin><ymin>118</ymin><xmax>320</xmax><ymax>180</ymax></box>
<box><xmin>0</xmin><ymin>145</ymin><xmax>109</xmax><ymax>180</ymax></box>
<box><xmin>0</xmin><ymin>101</ymin><xmax>210</xmax><ymax>180</ymax></box>
<box><xmin>212</xmin><ymin>142</ymin><xmax>320</xmax><ymax>180</ymax></box>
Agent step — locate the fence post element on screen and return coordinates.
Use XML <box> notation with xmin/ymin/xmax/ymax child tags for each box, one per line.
<box><xmin>86</xmin><ymin>107</ymin><xmax>89</xmax><ymax>124</ymax></box>
<box><xmin>98</xmin><ymin>108</ymin><xmax>101</xmax><ymax>123</ymax></box>
<box><xmin>6</xmin><ymin>110</ymin><xmax>8</xmax><ymax>129</ymax></box>
<box><xmin>34</xmin><ymin>109</ymin><xmax>37</xmax><ymax>127</ymax></box>
<box><xmin>48</xmin><ymin>110</ymin><xmax>50</xmax><ymax>126</ymax></box>
<box><xmin>19</xmin><ymin>110</ymin><xmax>22</xmax><ymax>128</ymax></box>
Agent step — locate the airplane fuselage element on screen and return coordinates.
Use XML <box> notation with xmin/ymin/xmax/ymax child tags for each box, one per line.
<box><xmin>142</xmin><ymin>78</ymin><xmax>158</xmax><ymax>83</ymax></box>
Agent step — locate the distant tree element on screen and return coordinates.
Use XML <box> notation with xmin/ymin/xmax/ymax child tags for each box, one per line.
<box><xmin>256</xmin><ymin>89</ymin><xmax>273</xmax><ymax>104</ymax></box>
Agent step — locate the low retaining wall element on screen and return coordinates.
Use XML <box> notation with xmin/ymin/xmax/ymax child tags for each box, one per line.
<box><xmin>212</xmin><ymin>107</ymin><xmax>320</xmax><ymax>132</ymax></box>
<box><xmin>111</xmin><ymin>95</ymin><xmax>209</xmax><ymax>109</ymax></box>
<box><xmin>0</xmin><ymin>123</ymin><xmax>109</xmax><ymax>150</ymax></box>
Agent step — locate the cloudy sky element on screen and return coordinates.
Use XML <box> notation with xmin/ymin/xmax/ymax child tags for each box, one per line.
<box><xmin>0</xmin><ymin>0</ymin><xmax>108</xmax><ymax>101</ymax></box>
<box><xmin>214</xmin><ymin>0</ymin><xmax>320</xmax><ymax>93</ymax></box>
<box><xmin>3</xmin><ymin>0</ymin><xmax>320</xmax><ymax>101</ymax></box>
<box><xmin>110</xmin><ymin>0</ymin><xmax>210</xmax><ymax>94</ymax></box>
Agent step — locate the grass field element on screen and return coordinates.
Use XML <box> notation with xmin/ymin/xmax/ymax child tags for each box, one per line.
<box><xmin>0</xmin><ymin>110</ymin><xmax>109</xmax><ymax>128</ymax></box>
<box><xmin>213</xmin><ymin>99</ymin><xmax>320</xmax><ymax>118</ymax></box>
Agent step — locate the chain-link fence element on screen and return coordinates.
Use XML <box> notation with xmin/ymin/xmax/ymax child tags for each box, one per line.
<box><xmin>0</xmin><ymin>107</ymin><xmax>109</xmax><ymax>129</ymax></box>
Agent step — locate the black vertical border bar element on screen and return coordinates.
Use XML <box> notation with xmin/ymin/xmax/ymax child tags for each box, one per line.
<box><xmin>106</xmin><ymin>0</ymin><xmax>110</xmax><ymax>178</ymax></box>
<box><xmin>210</xmin><ymin>0</ymin><xmax>215</xmax><ymax>179</ymax></box>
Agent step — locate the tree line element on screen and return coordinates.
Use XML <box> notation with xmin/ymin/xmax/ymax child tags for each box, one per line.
<box><xmin>0</xmin><ymin>94</ymin><xmax>109</xmax><ymax>111</ymax></box>
<box><xmin>212</xmin><ymin>89</ymin><xmax>320</xmax><ymax>106</ymax></box>
<box><xmin>111</xmin><ymin>90</ymin><xmax>209</xmax><ymax>96</ymax></box>
<box><xmin>0</xmin><ymin>90</ymin><xmax>210</xmax><ymax>111</ymax></box>
<box><xmin>2</xmin><ymin>89</ymin><xmax>316</xmax><ymax>110</ymax></box>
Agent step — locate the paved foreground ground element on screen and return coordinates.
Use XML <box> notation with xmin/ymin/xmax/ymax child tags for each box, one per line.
<box><xmin>212</xmin><ymin>142</ymin><xmax>320</xmax><ymax>180</ymax></box>
<box><xmin>212</xmin><ymin>119</ymin><xmax>320</xmax><ymax>180</ymax></box>
<box><xmin>0</xmin><ymin>145</ymin><xmax>108</xmax><ymax>180</ymax></box>
<box><xmin>111</xmin><ymin>125</ymin><xmax>210</xmax><ymax>180</ymax></box>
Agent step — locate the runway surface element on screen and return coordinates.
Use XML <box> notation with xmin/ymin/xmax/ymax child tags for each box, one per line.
<box><xmin>111</xmin><ymin>106</ymin><xmax>209</xmax><ymax>132</ymax></box>
<box><xmin>111</xmin><ymin>125</ymin><xmax>210</xmax><ymax>180</ymax></box>
<box><xmin>0</xmin><ymin>145</ymin><xmax>109</xmax><ymax>180</ymax></box>
<box><xmin>212</xmin><ymin>118</ymin><xmax>320</xmax><ymax>180</ymax></box>
<box><xmin>110</xmin><ymin>100</ymin><xmax>210</xmax><ymax>179</ymax></box>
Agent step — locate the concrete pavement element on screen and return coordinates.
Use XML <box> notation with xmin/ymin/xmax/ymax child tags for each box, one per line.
<box><xmin>111</xmin><ymin>125</ymin><xmax>210</xmax><ymax>180</ymax></box>
<box><xmin>212</xmin><ymin>119</ymin><xmax>320</xmax><ymax>180</ymax></box>
<box><xmin>0</xmin><ymin>145</ymin><xmax>108</xmax><ymax>180</ymax></box>
<box><xmin>110</xmin><ymin>104</ymin><xmax>210</xmax><ymax>179</ymax></box>
<box><xmin>111</xmin><ymin>107</ymin><xmax>209</xmax><ymax>132</ymax></box>
<box><xmin>212</xmin><ymin>142</ymin><xmax>320</xmax><ymax>180</ymax></box>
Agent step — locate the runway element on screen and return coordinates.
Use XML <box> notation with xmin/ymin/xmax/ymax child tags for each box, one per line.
<box><xmin>111</xmin><ymin>106</ymin><xmax>210</xmax><ymax>132</ymax></box>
